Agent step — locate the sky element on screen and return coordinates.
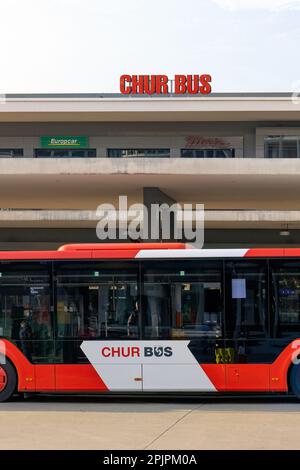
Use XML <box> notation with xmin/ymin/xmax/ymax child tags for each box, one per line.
<box><xmin>0</xmin><ymin>0</ymin><xmax>299</xmax><ymax>93</ymax></box>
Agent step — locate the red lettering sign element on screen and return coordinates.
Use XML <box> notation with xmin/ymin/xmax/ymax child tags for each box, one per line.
<box><xmin>120</xmin><ymin>75</ymin><xmax>212</xmax><ymax>95</ymax></box>
<box><xmin>100</xmin><ymin>346</ymin><xmax>141</xmax><ymax>358</ymax></box>
<box><xmin>185</xmin><ymin>136</ymin><xmax>231</xmax><ymax>148</ymax></box>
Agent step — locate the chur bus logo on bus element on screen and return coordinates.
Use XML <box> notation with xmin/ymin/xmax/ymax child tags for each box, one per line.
<box><xmin>100</xmin><ymin>346</ymin><xmax>173</xmax><ymax>358</ymax></box>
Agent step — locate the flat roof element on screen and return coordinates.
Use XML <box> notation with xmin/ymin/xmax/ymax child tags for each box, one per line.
<box><xmin>0</xmin><ymin>92</ymin><xmax>299</xmax><ymax>122</ymax></box>
<box><xmin>2</xmin><ymin>92</ymin><xmax>293</xmax><ymax>99</ymax></box>
<box><xmin>2</xmin><ymin>92</ymin><xmax>296</xmax><ymax>99</ymax></box>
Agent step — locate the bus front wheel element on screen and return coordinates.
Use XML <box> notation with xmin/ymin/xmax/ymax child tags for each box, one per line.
<box><xmin>0</xmin><ymin>360</ymin><xmax>17</xmax><ymax>402</ymax></box>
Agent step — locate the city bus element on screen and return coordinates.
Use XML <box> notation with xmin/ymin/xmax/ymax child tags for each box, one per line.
<box><xmin>1</xmin><ymin>242</ymin><xmax>300</xmax><ymax>402</ymax></box>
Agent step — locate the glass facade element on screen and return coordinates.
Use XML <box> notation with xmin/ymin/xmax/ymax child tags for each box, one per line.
<box><xmin>265</xmin><ymin>136</ymin><xmax>300</xmax><ymax>158</ymax></box>
<box><xmin>0</xmin><ymin>149</ymin><xmax>23</xmax><ymax>157</ymax></box>
<box><xmin>181</xmin><ymin>148</ymin><xmax>235</xmax><ymax>158</ymax></box>
<box><xmin>5</xmin><ymin>133</ymin><xmax>300</xmax><ymax>159</ymax></box>
<box><xmin>35</xmin><ymin>149</ymin><xmax>96</xmax><ymax>158</ymax></box>
<box><xmin>107</xmin><ymin>149</ymin><xmax>170</xmax><ymax>158</ymax></box>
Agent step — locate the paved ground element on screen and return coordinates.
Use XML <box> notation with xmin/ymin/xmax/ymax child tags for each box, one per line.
<box><xmin>0</xmin><ymin>395</ymin><xmax>300</xmax><ymax>450</ymax></box>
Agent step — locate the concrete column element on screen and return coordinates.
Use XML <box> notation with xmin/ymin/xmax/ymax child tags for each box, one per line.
<box><xmin>143</xmin><ymin>187</ymin><xmax>178</xmax><ymax>242</ymax></box>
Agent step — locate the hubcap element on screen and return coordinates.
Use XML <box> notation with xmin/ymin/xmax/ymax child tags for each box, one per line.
<box><xmin>0</xmin><ymin>366</ymin><xmax>7</xmax><ymax>393</ymax></box>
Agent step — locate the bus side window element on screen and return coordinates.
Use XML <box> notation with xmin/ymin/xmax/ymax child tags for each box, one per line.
<box><xmin>270</xmin><ymin>260</ymin><xmax>300</xmax><ymax>339</ymax></box>
<box><xmin>0</xmin><ymin>262</ymin><xmax>53</xmax><ymax>363</ymax></box>
<box><xmin>225</xmin><ymin>260</ymin><xmax>269</xmax><ymax>363</ymax></box>
<box><xmin>55</xmin><ymin>262</ymin><xmax>139</xmax><ymax>364</ymax></box>
<box><xmin>142</xmin><ymin>260</ymin><xmax>223</xmax><ymax>340</ymax></box>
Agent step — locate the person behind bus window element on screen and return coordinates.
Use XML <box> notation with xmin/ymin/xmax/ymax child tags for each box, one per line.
<box><xmin>127</xmin><ymin>300</ymin><xmax>138</xmax><ymax>337</ymax></box>
<box><xmin>19</xmin><ymin>319</ymin><xmax>33</xmax><ymax>362</ymax></box>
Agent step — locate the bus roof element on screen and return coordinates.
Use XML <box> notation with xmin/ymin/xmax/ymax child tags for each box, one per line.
<box><xmin>0</xmin><ymin>243</ymin><xmax>298</xmax><ymax>260</ymax></box>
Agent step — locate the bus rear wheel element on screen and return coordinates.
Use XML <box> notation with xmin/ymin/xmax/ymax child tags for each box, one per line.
<box><xmin>289</xmin><ymin>363</ymin><xmax>300</xmax><ymax>399</ymax></box>
<box><xmin>0</xmin><ymin>360</ymin><xmax>17</xmax><ymax>402</ymax></box>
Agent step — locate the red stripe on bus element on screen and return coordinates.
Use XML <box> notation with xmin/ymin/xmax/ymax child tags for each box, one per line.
<box><xmin>0</xmin><ymin>251</ymin><xmax>93</xmax><ymax>260</ymax></box>
<box><xmin>55</xmin><ymin>365</ymin><xmax>108</xmax><ymax>392</ymax></box>
<box><xmin>59</xmin><ymin>243</ymin><xmax>186</xmax><ymax>252</ymax></box>
<box><xmin>0</xmin><ymin>243</ymin><xmax>187</xmax><ymax>261</ymax></box>
<box><xmin>244</xmin><ymin>249</ymin><xmax>285</xmax><ymax>257</ymax></box>
<box><xmin>200</xmin><ymin>364</ymin><xmax>226</xmax><ymax>391</ymax></box>
<box><xmin>284</xmin><ymin>248</ymin><xmax>300</xmax><ymax>257</ymax></box>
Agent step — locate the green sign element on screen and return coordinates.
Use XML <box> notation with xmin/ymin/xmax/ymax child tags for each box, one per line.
<box><xmin>40</xmin><ymin>136</ymin><xmax>89</xmax><ymax>148</ymax></box>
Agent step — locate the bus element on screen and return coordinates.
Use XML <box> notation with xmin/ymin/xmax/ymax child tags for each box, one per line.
<box><xmin>1</xmin><ymin>242</ymin><xmax>300</xmax><ymax>402</ymax></box>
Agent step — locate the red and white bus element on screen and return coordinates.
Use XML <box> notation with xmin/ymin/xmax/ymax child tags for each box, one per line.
<box><xmin>1</xmin><ymin>242</ymin><xmax>300</xmax><ymax>401</ymax></box>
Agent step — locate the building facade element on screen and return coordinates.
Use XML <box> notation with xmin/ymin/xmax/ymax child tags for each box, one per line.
<box><xmin>0</xmin><ymin>92</ymin><xmax>300</xmax><ymax>249</ymax></box>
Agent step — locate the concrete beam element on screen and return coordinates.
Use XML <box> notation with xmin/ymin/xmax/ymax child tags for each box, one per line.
<box><xmin>2</xmin><ymin>158</ymin><xmax>300</xmax><ymax>176</ymax></box>
<box><xmin>0</xmin><ymin>228</ymin><xmax>298</xmax><ymax>250</ymax></box>
<box><xmin>0</xmin><ymin>209</ymin><xmax>298</xmax><ymax>229</ymax></box>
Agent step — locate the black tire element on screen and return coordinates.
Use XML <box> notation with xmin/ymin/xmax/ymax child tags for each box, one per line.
<box><xmin>0</xmin><ymin>360</ymin><xmax>17</xmax><ymax>402</ymax></box>
<box><xmin>289</xmin><ymin>363</ymin><xmax>300</xmax><ymax>399</ymax></box>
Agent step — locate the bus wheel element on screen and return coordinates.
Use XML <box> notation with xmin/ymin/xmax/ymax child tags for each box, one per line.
<box><xmin>289</xmin><ymin>363</ymin><xmax>300</xmax><ymax>399</ymax></box>
<box><xmin>0</xmin><ymin>360</ymin><xmax>17</xmax><ymax>402</ymax></box>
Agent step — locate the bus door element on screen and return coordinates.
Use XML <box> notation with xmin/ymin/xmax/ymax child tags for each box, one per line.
<box><xmin>141</xmin><ymin>260</ymin><xmax>226</xmax><ymax>392</ymax></box>
<box><xmin>0</xmin><ymin>262</ymin><xmax>55</xmax><ymax>391</ymax></box>
<box><xmin>54</xmin><ymin>262</ymin><xmax>141</xmax><ymax>392</ymax></box>
<box><xmin>225</xmin><ymin>260</ymin><xmax>270</xmax><ymax>391</ymax></box>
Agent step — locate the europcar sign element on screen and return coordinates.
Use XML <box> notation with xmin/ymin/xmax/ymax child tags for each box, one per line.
<box><xmin>41</xmin><ymin>136</ymin><xmax>89</xmax><ymax>148</ymax></box>
<box><xmin>120</xmin><ymin>74</ymin><xmax>212</xmax><ymax>95</ymax></box>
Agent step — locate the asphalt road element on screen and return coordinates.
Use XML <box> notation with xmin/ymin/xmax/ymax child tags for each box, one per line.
<box><xmin>0</xmin><ymin>395</ymin><xmax>300</xmax><ymax>450</ymax></box>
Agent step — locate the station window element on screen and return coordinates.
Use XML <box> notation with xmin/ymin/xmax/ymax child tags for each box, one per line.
<box><xmin>34</xmin><ymin>149</ymin><xmax>96</xmax><ymax>158</ymax></box>
<box><xmin>107</xmin><ymin>148</ymin><xmax>170</xmax><ymax>158</ymax></box>
<box><xmin>265</xmin><ymin>136</ymin><xmax>300</xmax><ymax>158</ymax></box>
<box><xmin>181</xmin><ymin>148</ymin><xmax>235</xmax><ymax>158</ymax></box>
<box><xmin>0</xmin><ymin>148</ymin><xmax>24</xmax><ymax>157</ymax></box>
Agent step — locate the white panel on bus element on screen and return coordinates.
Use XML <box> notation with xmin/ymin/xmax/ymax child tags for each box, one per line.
<box><xmin>143</xmin><ymin>365</ymin><xmax>216</xmax><ymax>391</ymax></box>
<box><xmin>135</xmin><ymin>249</ymin><xmax>248</xmax><ymax>259</ymax></box>
<box><xmin>93</xmin><ymin>364</ymin><xmax>142</xmax><ymax>391</ymax></box>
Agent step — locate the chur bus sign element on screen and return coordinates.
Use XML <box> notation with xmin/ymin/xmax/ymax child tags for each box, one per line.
<box><xmin>120</xmin><ymin>74</ymin><xmax>212</xmax><ymax>95</ymax></box>
<box><xmin>41</xmin><ymin>136</ymin><xmax>89</xmax><ymax>148</ymax></box>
